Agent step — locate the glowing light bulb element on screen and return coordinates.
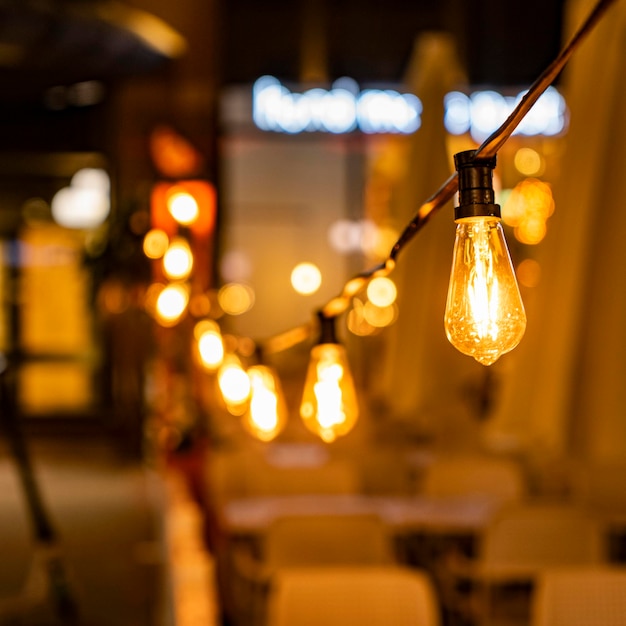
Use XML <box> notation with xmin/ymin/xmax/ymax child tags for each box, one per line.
<box><xmin>218</xmin><ymin>356</ymin><xmax>251</xmax><ymax>415</ymax></box>
<box><xmin>155</xmin><ymin>283</ymin><xmax>189</xmax><ymax>326</ymax></box>
<box><xmin>299</xmin><ymin>313</ymin><xmax>358</xmax><ymax>442</ymax></box>
<box><xmin>167</xmin><ymin>189</ymin><xmax>199</xmax><ymax>225</ymax></box>
<box><xmin>163</xmin><ymin>237</ymin><xmax>193</xmax><ymax>280</ymax></box>
<box><xmin>445</xmin><ymin>151</ymin><xmax>526</xmax><ymax>366</ymax></box>
<box><xmin>243</xmin><ymin>365</ymin><xmax>287</xmax><ymax>442</ymax></box>
<box><xmin>194</xmin><ymin>320</ymin><xmax>224</xmax><ymax>371</ymax></box>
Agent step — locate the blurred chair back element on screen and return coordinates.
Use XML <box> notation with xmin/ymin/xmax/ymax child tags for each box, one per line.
<box><xmin>480</xmin><ymin>503</ymin><xmax>606</xmax><ymax>572</ymax></box>
<box><xmin>574</xmin><ymin>461</ymin><xmax>626</xmax><ymax>515</ymax></box>
<box><xmin>264</xmin><ymin>513</ymin><xmax>395</xmax><ymax>568</ymax></box>
<box><xmin>420</xmin><ymin>455</ymin><xmax>526</xmax><ymax>505</ymax></box>
<box><xmin>532</xmin><ymin>567</ymin><xmax>626</xmax><ymax>626</ymax></box>
<box><xmin>267</xmin><ymin>566</ymin><xmax>440</xmax><ymax>626</ymax></box>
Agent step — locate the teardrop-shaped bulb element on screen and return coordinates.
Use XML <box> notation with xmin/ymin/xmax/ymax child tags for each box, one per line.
<box><xmin>243</xmin><ymin>365</ymin><xmax>287</xmax><ymax>442</ymax></box>
<box><xmin>444</xmin><ymin>216</ymin><xmax>526</xmax><ymax>365</ymax></box>
<box><xmin>299</xmin><ymin>343</ymin><xmax>359</xmax><ymax>442</ymax></box>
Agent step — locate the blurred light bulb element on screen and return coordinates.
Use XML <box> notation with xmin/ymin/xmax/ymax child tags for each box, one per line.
<box><xmin>291</xmin><ymin>262</ymin><xmax>322</xmax><ymax>295</ymax></box>
<box><xmin>218</xmin><ymin>356</ymin><xmax>251</xmax><ymax>415</ymax></box>
<box><xmin>243</xmin><ymin>365</ymin><xmax>287</xmax><ymax>442</ymax></box>
<box><xmin>299</xmin><ymin>314</ymin><xmax>358</xmax><ymax>442</ymax></box>
<box><xmin>155</xmin><ymin>283</ymin><xmax>189</xmax><ymax>326</ymax></box>
<box><xmin>445</xmin><ymin>151</ymin><xmax>526</xmax><ymax>366</ymax></box>
<box><xmin>163</xmin><ymin>237</ymin><xmax>194</xmax><ymax>280</ymax></box>
<box><xmin>168</xmin><ymin>189</ymin><xmax>199</xmax><ymax>225</ymax></box>
<box><xmin>143</xmin><ymin>228</ymin><xmax>169</xmax><ymax>259</ymax></box>
<box><xmin>195</xmin><ymin>320</ymin><xmax>224</xmax><ymax>371</ymax></box>
<box><xmin>366</xmin><ymin>276</ymin><xmax>397</xmax><ymax>307</ymax></box>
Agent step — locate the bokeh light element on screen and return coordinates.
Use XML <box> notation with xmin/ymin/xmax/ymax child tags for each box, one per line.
<box><xmin>155</xmin><ymin>283</ymin><xmax>189</xmax><ymax>326</ymax></box>
<box><xmin>143</xmin><ymin>229</ymin><xmax>169</xmax><ymax>259</ymax></box>
<box><xmin>167</xmin><ymin>189</ymin><xmax>199</xmax><ymax>225</ymax></box>
<box><xmin>291</xmin><ymin>263</ymin><xmax>322</xmax><ymax>295</ymax></box>
<box><xmin>366</xmin><ymin>276</ymin><xmax>397</xmax><ymax>307</ymax></box>
<box><xmin>517</xmin><ymin>258</ymin><xmax>542</xmax><ymax>288</ymax></box>
<box><xmin>218</xmin><ymin>283</ymin><xmax>255</xmax><ymax>315</ymax></box>
<box><xmin>163</xmin><ymin>237</ymin><xmax>194</xmax><ymax>280</ymax></box>
<box><xmin>514</xmin><ymin>147</ymin><xmax>545</xmax><ymax>176</ymax></box>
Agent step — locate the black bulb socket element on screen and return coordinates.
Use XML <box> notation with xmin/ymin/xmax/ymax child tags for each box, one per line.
<box><xmin>454</xmin><ymin>150</ymin><xmax>501</xmax><ymax>220</ymax></box>
<box><xmin>317</xmin><ymin>310</ymin><xmax>339</xmax><ymax>345</ymax></box>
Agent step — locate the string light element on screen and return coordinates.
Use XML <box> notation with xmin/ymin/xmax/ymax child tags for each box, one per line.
<box><xmin>243</xmin><ymin>360</ymin><xmax>288</xmax><ymax>442</ymax></box>
<box><xmin>143</xmin><ymin>0</ymin><xmax>617</xmax><ymax>441</ymax></box>
<box><xmin>299</xmin><ymin>312</ymin><xmax>359</xmax><ymax>442</ymax></box>
<box><xmin>444</xmin><ymin>152</ymin><xmax>526</xmax><ymax>365</ymax></box>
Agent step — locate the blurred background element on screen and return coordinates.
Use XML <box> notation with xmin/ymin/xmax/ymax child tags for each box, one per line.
<box><xmin>0</xmin><ymin>0</ymin><xmax>625</xmax><ymax>624</ymax></box>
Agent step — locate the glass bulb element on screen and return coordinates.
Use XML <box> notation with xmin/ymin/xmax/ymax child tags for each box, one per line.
<box><xmin>444</xmin><ymin>216</ymin><xmax>526</xmax><ymax>365</ymax></box>
<box><xmin>243</xmin><ymin>365</ymin><xmax>287</xmax><ymax>442</ymax></box>
<box><xmin>218</xmin><ymin>356</ymin><xmax>251</xmax><ymax>415</ymax></box>
<box><xmin>299</xmin><ymin>343</ymin><xmax>359</xmax><ymax>443</ymax></box>
<box><xmin>196</xmin><ymin>322</ymin><xmax>224</xmax><ymax>371</ymax></box>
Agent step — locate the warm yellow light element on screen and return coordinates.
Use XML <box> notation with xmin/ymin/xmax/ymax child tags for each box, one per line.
<box><xmin>502</xmin><ymin>178</ymin><xmax>554</xmax><ymax>245</ymax></box>
<box><xmin>218</xmin><ymin>283</ymin><xmax>254</xmax><ymax>315</ymax></box>
<box><xmin>163</xmin><ymin>237</ymin><xmax>194</xmax><ymax>280</ymax></box>
<box><xmin>155</xmin><ymin>283</ymin><xmax>189</xmax><ymax>326</ymax></box>
<box><xmin>143</xmin><ymin>228</ymin><xmax>169</xmax><ymax>259</ymax></box>
<box><xmin>366</xmin><ymin>276</ymin><xmax>397</xmax><ymax>307</ymax></box>
<box><xmin>195</xmin><ymin>320</ymin><xmax>224</xmax><ymax>371</ymax></box>
<box><xmin>291</xmin><ymin>262</ymin><xmax>322</xmax><ymax>295</ymax></box>
<box><xmin>363</xmin><ymin>301</ymin><xmax>397</xmax><ymax>328</ymax></box>
<box><xmin>243</xmin><ymin>365</ymin><xmax>287</xmax><ymax>442</ymax></box>
<box><xmin>517</xmin><ymin>258</ymin><xmax>542</xmax><ymax>288</ymax></box>
<box><xmin>347</xmin><ymin>298</ymin><xmax>377</xmax><ymax>337</ymax></box>
<box><xmin>516</xmin><ymin>214</ymin><xmax>547</xmax><ymax>245</ymax></box>
<box><xmin>513</xmin><ymin>147</ymin><xmax>544</xmax><ymax>176</ymax></box>
<box><xmin>445</xmin><ymin>216</ymin><xmax>526</xmax><ymax>365</ymax></box>
<box><xmin>168</xmin><ymin>190</ymin><xmax>199</xmax><ymax>225</ymax></box>
<box><xmin>218</xmin><ymin>356</ymin><xmax>251</xmax><ymax>415</ymax></box>
<box><xmin>300</xmin><ymin>343</ymin><xmax>359</xmax><ymax>442</ymax></box>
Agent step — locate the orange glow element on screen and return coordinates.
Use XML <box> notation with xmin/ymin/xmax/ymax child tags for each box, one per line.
<box><xmin>163</xmin><ymin>237</ymin><xmax>194</xmax><ymax>280</ymax></box>
<box><xmin>363</xmin><ymin>301</ymin><xmax>397</xmax><ymax>328</ymax></box>
<box><xmin>502</xmin><ymin>178</ymin><xmax>554</xmax><ymax>246</ymax></box>
<box><xmin>218</xmin><ymin>283</ymin><xmax>254</xmax><ymax>315</ymax></box>
<box><xmin>218</xmin><ymin>356</ymin><xmax>251</xmax><ymax>415</ymax></box>
<box><xmin>151</xmin><ymin>180</ymin><xmax>216</xmax><ymax>237</ymax></box>
<box><xmin>517</xmin><ymin>258</ymin><xmax>542</xmax><ymax>288</ymax></box>
<box><xmin>155</xmin><ymin>283</ymin><xmax>189</xmax><ymax>327</ymax></box>
<box><xmin>149</xmin><ymin>126</ymin><xmax>204</xmax><ymax>178</ymax></box>
<box><xmin>143</xmin><ymin>228</ymin><xmax>169</xmax><ymax>259</ymax></box>
<box><xmin>194</xmin><ymin>319</ymin><xmax>224</xmax><ymax>371</ymax></box>
<box><xmin>243</xmin><ymin>365</ymin><xmax>287</xmax><ymax>442</ymax></box>
<box><xmin>300</xmin><ymin>343</ymin><xmax>359</xmax><ymax>443</ymax></box>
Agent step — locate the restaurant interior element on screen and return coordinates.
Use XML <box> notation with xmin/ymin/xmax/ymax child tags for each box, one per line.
<box><xmin>1</xmin><ymin>0</ymin><xmax>626</xmax><ymax>625</ymax></box>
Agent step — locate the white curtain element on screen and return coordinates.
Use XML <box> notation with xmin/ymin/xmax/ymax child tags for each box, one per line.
<box><xmin>489</xmin><ymin>0</ymin><xmax>626</xmax><ymax>461</ymax></box>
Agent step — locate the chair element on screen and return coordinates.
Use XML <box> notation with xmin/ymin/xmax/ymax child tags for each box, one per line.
<box><xmin>532</xmin><ymin>567</ymin><xmax>626</xmax><ymax>626</ymax></box>
<box><xmin>230</xmin><ymin>513</ymin><xmax>396</xmax><ymax>626</ymax></box>
<box><xmin>420</xmin><ymin>454</ymin><xmax>526</xmax><ymax>506</ymax></box>
<box><xmin>439</xmin><ymin>503</ymin><xmax>606</xmax><ymax>626</ymax></box>
<box><xmin>266</xmin><ymin>566</ymin><xmax>441</xmax><ymax>626</ymax></box>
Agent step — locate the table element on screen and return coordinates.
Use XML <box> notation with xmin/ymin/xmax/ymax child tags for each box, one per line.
<box><xmin>220</xmin><ymin>493</ymin><xmax>502</xmax><ymax>537</ymax></box>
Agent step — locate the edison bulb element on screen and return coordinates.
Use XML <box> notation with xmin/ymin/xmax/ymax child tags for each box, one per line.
<box><xmin>300</xmin><ymin>343</ymin><xmax>358</xmax><ymax>442</ymax></box>
<box><xmin>444</xmin><ymin>216</ymin><xmax>526</xmax><ymax>365</ymax></box>
<box><xmin>243</xmin><ymin>365</ymin><xmax>287</xmax><ymax>442</ymax></box>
